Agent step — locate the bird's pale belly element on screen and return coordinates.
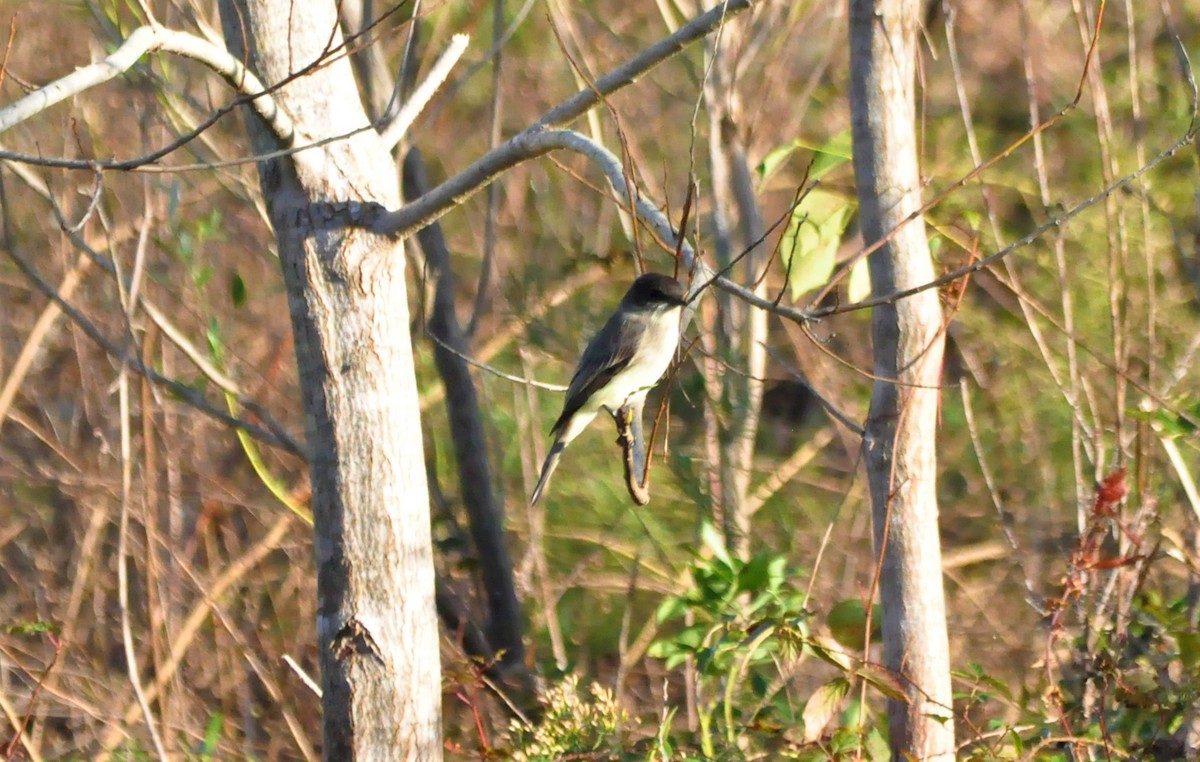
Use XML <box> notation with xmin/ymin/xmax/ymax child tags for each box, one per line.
<box><xmin>591</xmin><ymin>316</ymin><xmax>680</xmax><ymax>411</ymax></box>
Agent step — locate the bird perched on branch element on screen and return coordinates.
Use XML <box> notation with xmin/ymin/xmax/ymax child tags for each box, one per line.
<box><xmin>531</xmin><ymin>272</ymin><xmax>689</xmax><ymax>504</ymax></box>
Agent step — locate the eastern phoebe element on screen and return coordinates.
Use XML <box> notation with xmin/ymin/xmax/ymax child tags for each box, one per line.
<box><xmin>530</xmin><ymin>272</ymin><xmax>689</xmax><ymax>504</ymax></box>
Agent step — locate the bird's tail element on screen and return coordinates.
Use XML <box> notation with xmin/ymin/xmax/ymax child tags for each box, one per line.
<box><xmin>530</xmin><ymin>440</ymin><xmax>567</xmax><ymax>505</ymax></box>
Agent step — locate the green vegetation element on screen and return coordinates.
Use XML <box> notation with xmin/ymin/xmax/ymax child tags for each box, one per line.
<box><xmin>1</xmin><ymin>0</ymin><xmax>1198</xmax><ymax>759</ymax></box>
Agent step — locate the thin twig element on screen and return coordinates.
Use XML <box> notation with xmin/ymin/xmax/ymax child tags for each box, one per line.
<box><xmin>420</xmin><ymin>266</ymin><xmax>605</xmax><ymax>409</ymax></box>
<box><xmin>379</xmin><ymin>34</ymin><xmax>470</xmax><ymax>149</ymax></box>
<box><xmin>812</xmin><ymin>120</ymin><xmax>1199</xmax><ymax>318</ymax></box>
<box><xmin>808</xmin><ymin>0</ymin><xmax>1112</xmax><ymax>311</ymax></box>
<box><xmin>743</xmin><ymin>427</ymin><xmax>835</xmax><ymax>517</ymax></box>
<box><xmin>0</xmin><ymin>252</ymin><xmax>92</xmax><ymax>434</ymax></box>
<box><xmin>959</xmin><ymin>380</ymin><xmax>1046</xmax><ymax>613</ymax></box>
<box><xmin>466</xmin><ymin>0</ymin><xmax>506</xmax><ymax>339</ymax></box>
<box><xmin>171</xmin><ymin>559</ymin><xmax>320</xmax><ymax>761</ymax></box>
<box><xmin>425</xmin><ymin>328</ymin><xmax>566</xmax><ymax>392</ymax></box>
<box><xmin>0</xmin><ymin>637</ymin><xmax>56</xmax><ymax>762</ymax></box>
<box><xmin>761</xmin><ymin>345</ymin><xmax>864</xmax><ymax>436</ymax></box>
<box><xmin>4</xmin><ymin>240</ymin><xmax>304</xmax><ymax>454</ymax></box>
<box><xmin>373</xmin><ymin>0</ymin><xmax>753</xmax><ymax>239</ymax></box>
<box><xmin>498</xmin><ymin>129</ymin><xmax>813</xmax><ymax>323</ymax></box>
<box><xmin>283</xmin><ymin>654</ymin><xmax>323</xmax><ymax>698</ymax></box>
<box><xmin>116</xmin><ymin>337</ymin><xmax>170</xmax><ymax>762</ymax></box>
<box><xmin>0</xmin><ymin>25</ymin><xmax>292</xmax><ymax>143</ymax></box>
<box><xmin>0</xmin><ymin>160</ymin><xmax>301</xmax><ymax>454</ymax></box>
<box><xmin>97</xmin><ymin>514</ymin><xmax>296</xmax><ymax>758</ymax></box>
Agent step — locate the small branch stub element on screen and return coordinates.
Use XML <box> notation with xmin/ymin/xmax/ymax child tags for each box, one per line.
<box><xmin>330</xmin><ymin>618</ymin><xmax>385</xmax><ymax>665</ymax></box>
<box><xmin>615</xmin><ymin>404</ymin><xmax>650</xmax><ymax>506</ymax></box>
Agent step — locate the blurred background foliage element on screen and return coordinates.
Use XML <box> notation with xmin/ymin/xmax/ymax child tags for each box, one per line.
<box><xmin>2</xmin><ymin>0</ymin><xmax>1200</xmax><ymax>759</ymax></box>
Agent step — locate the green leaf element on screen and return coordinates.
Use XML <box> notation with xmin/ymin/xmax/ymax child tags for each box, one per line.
<box><xmin>699</xmin><ymin>521</ymin><xmax>731</xmax><ymax>568</ymax></box>
<box><xmin>802</xmin><ymin>677</ymin><xmax>850</xmax><ymax>742</ymax></box>
<box><xmin>839</xmin><ymin>696</ymin><xmax>868</xmax><ymax>728</ymax></box>
<box><xmin>750</xmin><ymin>672</ymin><xmax>770</xmax><ymax>699</ymax></box>
<box><xmin>977</xmin><ymin>674</ymin><xmax>1013</xmax><ymax>701</ymax></box>
<box><xmin>865</xmin><ymin>726</ymin><xmax>890</xmax><ymax>761</ymax></box>
<box><xmin>695</xmin><ymin>632</ymin><xmax>730</xmax><ymax>674</ymax></box>
<box><xmin>196</xmin><ymin>209</ymin><xmax>224</xmax><ymax>242</ymax></box>
<box><xmin>200</xmin><ymin>713</ymin><xmax>224</xmax><ymax>759</ymax></box>
<box><xmin>767</xmin><ymin>555</ymin><xmax>788</xmax><ymax>587</ymax></box>
<box><xmin>206</xmin><ymin>319</ymin><xmax>225</xmax><ymax>366</ymax></box>
<box><xmin>655</xmin><ymin>594</ymin><xmax>688</xmax><ymax>625</ymax></box>
<box><xmin>1139</xmin><ymin>400</ymin><xmax>1200</xmax><ymax>439</ymax></box>
<box><xmin>5</xmin><ymin>620</ymin><xmax>59</xmax><ymax>637</ymax></box>
<box><xmin>654</xmin><ymin>706</ymin><xmax>676</xmax><ymax>758</ymax></box>
<box><xmin>847</xmin><ymin>257</ymin><xmax>872</xmax><ymax>303</ymax></box>
<box><xmin>829</xmin><ymin>726</ymin><xmax>862</xmax><ymax>754</ymax></box>
<box><xmin>737</xmin><ymin>553</ymin><xmax>770</xmax><ymax>594</ymax></box>
<box><xmin>193</xmin><ymin>264</ymin><xmax>215</xmax><ymax>289</ymax></box>
<box><xmin>660</xmin><ymin>652</ymin><xmax>688</xmax><ymax>670</ymax></box>
<box><xmin>781</xmin><ymin>189</ymin><xmax>855</xmax><ymax>299</ymax></box>
<box><xmin>808</xmin><ymin>130</ymin><xmax>853</xmax><ymax>180</ymax></box>
<box><xmin>692</xmin><ymin>561</ymin><xmax>734</xmax><ymax>602</ymax></box>
<box><xmin>758</xmin><ymin>131</ymin><xmax>852</xmax><ymax>183</ymax></box>
<box><xmin>757</xmin><ymin>138</ymin><xmax>802</xmax><ymax>181</ymax></box>
<box><xmin>673</xmin><ymin>623</ymin><xmax>709</xmax><ymax>651</ymax></box>
<box><xmin>230</xmin><ymin>273</ymin><xmax>247</xmax><ymax>308</ymax></box>
<box><xmin>827</xmin><ymin>599</ymin><xmax>880</xmax><ymax>651</ymax></box>
<box><xmin>1178</xmin><ymin>629</ymin><xmax>1200</xmax><ymax>672</ymax></box>
<box><xmin>1007</xmin><ymin>727</ymin><xmax>1025</xmax><ymax>756</ymax></box>
<box><xmin>856</xmin><ymin>663</ymin><xmax>908</xmax><ymax>702</ymax></box>
<box><xmin>807</xmin><ymin>635</ymin><xmax>853</xmax><ymax>671</ymax></box>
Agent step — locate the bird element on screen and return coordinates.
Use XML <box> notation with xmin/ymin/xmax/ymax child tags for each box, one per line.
<box><xmin>530</xmin><ymin>272</ymin><xmax>689</xmax><ymax>504</ymax></box>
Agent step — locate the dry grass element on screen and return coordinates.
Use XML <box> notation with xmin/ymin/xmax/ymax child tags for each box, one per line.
<box><xmin>1</xmin><ymin>0</ymin><xmax>1199</xmax><ymax>758</ymax></box>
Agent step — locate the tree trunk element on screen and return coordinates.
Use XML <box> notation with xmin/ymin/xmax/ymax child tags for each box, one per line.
<box><xmin>701</xmin><ymin>10</ymin><xmax>768</xmax><ymax>560</ymax></box>
<box><xmin>218</xmin><ymin>2</ymin><xmax>441</xmax><ymax>759</ymax></box>
<box><xmin>848</xmin><ymin>0</ymin><xmax>955</xmax><ymax>759</ymax></box>
<box><xmin>402</xmin><ymin>149</ymin><xmax>527</xmax><ymax>683</ymax></box>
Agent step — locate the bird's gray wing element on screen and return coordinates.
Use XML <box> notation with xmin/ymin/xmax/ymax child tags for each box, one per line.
<box><xmin>550</xmin><ymin>310</ymin><xmax>643</xmax><ymax>438</ymax></box>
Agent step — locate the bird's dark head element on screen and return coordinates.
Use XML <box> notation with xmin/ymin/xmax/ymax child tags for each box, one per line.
<box><xmin>621</xmin><ymin>272</ymin><xmax>689</xmax><ymax>310</ymax></box>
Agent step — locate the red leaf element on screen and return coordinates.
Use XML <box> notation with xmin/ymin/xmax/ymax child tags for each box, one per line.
<box><xmin>1085</xmin><ymin>554</ymin><xmax>1146</xmax><ymax>571</ymax></box>
<box><xmin>1094</xmin><ymin>469</ymin><xmax>1127</xmax><ymax>515</ymax></box>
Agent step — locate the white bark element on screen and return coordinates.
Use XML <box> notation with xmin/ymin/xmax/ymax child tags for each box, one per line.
<box><xmin>849</xmin><ymin>0</ymin><xmax>955</xmax><ymax>758</ymax></box>
<box><xmin>218</xmin><ymin>1</ymin><xmax>441</xmax><ymax>759</ymax></box>
<box><xmin>0</xmin><ymin>24</ymin><xmax>291</xmax><ymax>142</ymax></box>
<box><xmin>379</xmin><ymin>34</ymin><xmax>470</xmax><ymax>150</ymax></box>
<box><xmin>700</xmin><ymin>10</ymin><xmax>768</xmax><ymax>558</ymax></box>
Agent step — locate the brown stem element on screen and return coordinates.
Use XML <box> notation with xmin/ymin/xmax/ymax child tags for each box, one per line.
<box><xmin>615</xmin><ymin>404</ymin><xmax>650</xmax><ymax>506</ymax></box>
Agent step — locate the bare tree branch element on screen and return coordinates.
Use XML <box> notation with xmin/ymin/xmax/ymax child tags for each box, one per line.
<box><xmin>372</xmin><ymin>0</ymin><xmax>753</xmax><ymax>239</ymax></box>
<box><xmin>500</xmin><ymin>129</ymin><xmax>812</xmax><ymax>323</ymax></box>
<box><xmin>0</xmin><ymin>156</ymin><xmax>303</xmax><ymax>455</ymax></box>
<box><xmin>403</xmin><ymin>147</ymin><xmax>529</xmax><ymax>692</ymax></box>
<box><xmin>378</xmin><ymin>33</ymin><xmax>469</xmax><ymax>149</ymax></box>
<box><xmin>813</xmin><ymin>117</ymin><xmax>1200</xmax><ymax>318</ymax></box>
<box><xmin>0</xmin><ymin>25</ymin><xmax>292</xmax><ymax>144</ymax></box>
<box><xmin>2</xmin><ymin>237</ymin><xmax>305</xmax><ymax>456</ymax></box>
<box><xmin>615</xmin><ymin>404</ymin><xmax>651</xmax><ymax>506</ymax></box>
